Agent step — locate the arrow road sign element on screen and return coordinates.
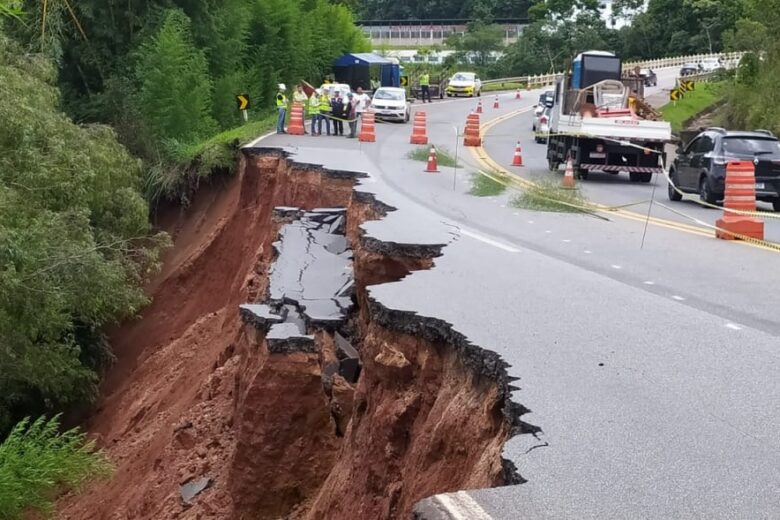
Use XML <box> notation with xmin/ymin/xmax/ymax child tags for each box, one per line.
<box><xmin>670</xmin><ymin>88</ymin><xmax>682</xmax><ymax>101</ymax></box>
<box><xmin>236</xmin><ymin>94</ymin><xmax>250</xmax><ymax>110</ymax></box>
<box><xmin>400</xmin><ymin>75</ymin><xmax>409</xmax><ymax>87</ymax></box>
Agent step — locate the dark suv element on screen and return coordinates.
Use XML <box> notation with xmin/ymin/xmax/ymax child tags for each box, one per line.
<box><xmin>668</xmin><ymin>128</ymin><xmax>780</xmax><ymax>211</ymax></box>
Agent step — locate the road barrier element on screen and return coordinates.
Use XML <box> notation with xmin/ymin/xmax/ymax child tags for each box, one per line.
<box><xmin>716</xmin><ymin>162</ymin><xmax>764</xmax><ymax>241</ymax></box>
<box><xmin>410</xmin><ymin>111</ymin><xmax>428</xmax><ymax>144</ymax></box>
<box><xmin>359</xmin><ymin>112</ymin><xmax>376</xmax><ymax>142</ymax></box>
<box><xmin>425</xmin><ymin>145</ymin><xmax>439</xmax><ymax>173</ymax></box>
<box><xmin>463</xmin><ymin>113</ymin><xmax>481</xmax><ymax>147</ymax></box>
<box><xmin>288</xmin><ymin>103</ymin><xmax>306</xmax><ymax>135</ymax></box>
<box><xmin>480</xmin><ymin>51</ymin><xmax>746</xmax><ymax>91</ymax></box>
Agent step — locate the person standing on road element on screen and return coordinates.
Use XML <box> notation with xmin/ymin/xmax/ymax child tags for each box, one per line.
<box><xmin>354</xmin><ymin>87</ymin><xmax>371</xmax><ymax>120</ymax></box>
<box><xmin>346</xmin><ymin>92</ymin><xmax>358</xmax><ymax>138</ymax></box>
<box><xmin>309</xmin><ymin>89</ymin><xmax>321</xmax><ymax>136</ymax></box>
<box><xmin>318</xmin><ymin>89</ymin><xmax>332</xmax><ymax>136</ymax></box>
<box><xmin>275</xmin><ymin>83</ymin><xmax>288</xmax><ymax>134</ymax></box>
<box><xmin>331</xmin><ymin>92</ymin><xmax>345</xmax><ymax>136</ymax></box>
<box><xmin>419</xmin><ymin>71</ymin><xmax>431</xmax><ymax>103</ymax></box>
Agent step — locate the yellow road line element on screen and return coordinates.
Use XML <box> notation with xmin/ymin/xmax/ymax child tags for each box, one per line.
<box><xmin>471</xmin><ymin>108</ymin><xmax>779</xmax><ymax>251</ymax></box>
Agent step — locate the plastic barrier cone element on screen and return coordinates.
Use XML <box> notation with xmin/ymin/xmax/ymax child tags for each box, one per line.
<box><xmin>715</xmin><ymin>161</ymin><xmax>764</xmax><ymax>240</ymax></box>
<box><xmin>515</xmin><ymin>89</ymin><xmax>521</xmax><ymax>100</ymax></box>
<box><xmin>287</xmin><ymin>103</ymin><xmax>305</xmax><ymax>135</ymax></box>
<box><xmin>476</xmin><ymin>100</ymin><xmax>483</xmax><ymax>113</ymax></box>
<box><xmin>410</xmin><ymin>112</ymin><xmax>428</xmax><ymax>145</ymax></box>
<box><xmin>425</xmin><ymin>145</ymin><xmax>439</xmax><ymax>173</ymax></box>
<box><xmin>359</xmin><ymin>112</ymin><xmax>376</xmax><ymax>143</ymax></box>
<box><xmin>562</xmin><ymin>157</ymin><xmax>576</xmax><ymax>188</ymax></box>
<box><xmin>463</xmin><ymin>113</ymin><xmax>482</xmax><ymax>147</ymax></box>
<box><xmin>493</xmin><ymin>95</ymin><xmax>500</xmax><ymax>109</ymax></box>
<box><xmin>511</xmin><ymin>141</ymin><xmax>524</xmax><ymax>166</ymax></box>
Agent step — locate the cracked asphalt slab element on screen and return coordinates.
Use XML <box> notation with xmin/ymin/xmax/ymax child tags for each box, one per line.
<box><xmin>249</xmin><ymin>80</ymin><xmax>780</xmax><ymax>517</ymax></box>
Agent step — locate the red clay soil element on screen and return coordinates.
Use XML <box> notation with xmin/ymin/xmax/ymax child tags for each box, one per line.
<box><xmin>57</xmin><ymin>151</ymin><xmax>512</xmax><ymax>520</ymax></box>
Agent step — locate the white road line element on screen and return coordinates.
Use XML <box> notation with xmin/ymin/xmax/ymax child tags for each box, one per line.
<box><xmin>725</xmin><ymin>323</ymin><xmax>743</xmax><ymax>331</ymax></box>
<box><xmin>433</xmin><ymin>492</ymin><xmax>495</xmax><ymax>520</ymax></box>
<box><xmin>460</xmin><ymin>228</ymin><xmax>521</xmax><ymax>253</ymax></box>
<box><xmin>611</xmin><ymin>264</ymin><xmax>622</xmax><ymax>269</ymax></box>
<box><xmin>672</xmin><ymin>295</ymin><xmax>686</xmax><ymax>301</ymax></box>
<box><xmin>513</xmin><ymin>212</ymin><xmax>520</xmax><ymax>216</ymax></box>
<box><xmin>545</xmin><ymin>230</ymin><xmax>552</xmax><ymax>234</ymax></box>
<box><xmin>562</xmin><ymin>239</ymin><xmax>571</xmax><ymax>243</ymax></box>
<box><xmin>527</xmin><ymin>220</ymin><xmax>534</xmax><ymax>224</ymax></box>
<box><xmin>244</xmin><ymin>129</ymin><xmax>277</xmax><ymax>148</ymax></box>
<box><xmin>584</xmin><ymin>250</ymin><xmax>592</xmax><ymax>254</ymax></box>
<box><xmin>643</xmin><ymin>281</ymin><xmax>655</xmax><ymax>285</ymax></box>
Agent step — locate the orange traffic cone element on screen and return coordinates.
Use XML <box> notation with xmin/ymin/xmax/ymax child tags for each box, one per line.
<box><xmin>562</xmin><ymin>156</ymin><xmax>576</xmax><ymax>188</ymax></box>
<box><xmin>359</xmin><ymin>112</ymin><xmax>376</xmax><ymax>143</ymax></box>
<box><xmin>476</xmin><ymin>100</ymin><xmax>483</xmax><ymax>113</ymax></box>
<box><xmin>463</xmin><ymin>113</ymin><xmax>481</xmax><ymax>147</ymax></box>
<box><xmin>287</xmin><ymin>103</ymin><xmax>305</xmax><ymax>135</ymax></box>
<box><xmin>425</xmin><ymin>145</ymin><xmax>439</xmax><ymax>173</ymax></box>
<box><xmin>515</xmin><ymin>89</ymin><xmax>521</xmax><ymax>100</ymax></box>
<box><xmin>410</xmin><ymin>113</ymin><xmax>428</xmax><ymax>145</ymax></box>
<box><xmin>715</xmin><ymin>161</ymin><xmax>764</xmax><ymax>240</ymax></box>
<box><xmin>511</xmin><ymin>141</ymin><xmax>523</xmax><ymax>166</ymax></box>
<box><xmin>493</xmin><ymin>95</ymin><xmax>500</xmax><ymax>109</ymax></box>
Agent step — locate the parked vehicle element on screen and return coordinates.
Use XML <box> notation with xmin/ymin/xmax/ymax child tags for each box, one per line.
<box><xmin>445</xmin><ymin>72</ymin><xmax>482</xmax><ymax>97</ymax></box>
<box><xmin>410</xmin><ymin>76</ymin><xmax>447</xmax><ymax>100</ymax></box>
<box><xmin>535</xmin><ymin>107</ymin><xmax>552</xmax><ymax>144</ymax></box>
<box><xmin>639</xmin><ymin>68</ymin><xmax>657</xmax><ymax>86</ymax></box>
<box><xmin>370</xmin><ymin>87</ymin><xmax>411</xmax><ymax>122</ymax></box>
<box><xmin>546</xmin><ymin>50</ymin><xmax>672</xmax><ymax>182</ymax></box>
<box><xmin>667</xmin><ymin>128</ymin><xmax>780</xmax><ymax>210</ymax></box>
<box><xmin>679</xmin><ymin>63</ymin><xmax>699</xmax><ymax>76</ymax></box>
<box><xmin>320</xmin><ymin>83</ymin><xmax>352</xmax><ymax>99</ymax></box>
<box><xmin>698</xmin><ymin>58</ymin><xmax>723</xmax><ymax>72</ymax></box>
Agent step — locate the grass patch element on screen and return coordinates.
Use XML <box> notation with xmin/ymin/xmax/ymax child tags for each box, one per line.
<box><xmin>469</xmin><ymin>172</ymin><xmax>507</xmax><ymax>196</ymax></box>
<box><xmin>407</xmin><ymin>145</ymin><xmax>461</xmax><ymax>168</ymax></box>
<box><xmin>660</xmin><ymin>82</ymin><xmax>725</xmax><ymax>133</ymax></box>
<box><xmin>174</xmin><ymin>113</ymin><xmax>277</xmax><ymax>165</ymax></box>
<box><xmin>0</xmin><ymin>416</ymin><xmax>111</xmax><ymax>519</ymax></box>
<box><xmin>510</xmin><ymin>177</ymin><xmax>589</xmax><ymax>213</ymax></box>
<box><xmin>482</xmin><ymin>82</ymin><xmax>526</xmax><ymax>93</ymax></box>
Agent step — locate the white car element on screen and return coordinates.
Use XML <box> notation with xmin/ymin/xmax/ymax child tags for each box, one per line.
<box><xmin>534</xmin><ymin>106</ymin><xmax>551</xmax><ymax>144</ymax></box>
<box><xmin>370</xmin><ymin>87</ymin><xmax>411</xmax><ymax>122</ymax></box>
<box><xmin>699</xmin><ymin>59</ymin><xmax>723</xmax><ymax>72</ymax></box>
<box><xmin>445</xmin><ymin>72</ymin><xmax>482</xmax><ymax>97</ymax></box>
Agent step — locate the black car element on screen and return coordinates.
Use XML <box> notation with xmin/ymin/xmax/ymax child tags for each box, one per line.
<box><xmin>668</xmin><ymin>128</ymin><xmax>780</xmax><ymax>211</ymax></box>
<box><xmin>538</xmin><ymin>90</ymin><xmax>554</xmax><ymax>108</ymax></box>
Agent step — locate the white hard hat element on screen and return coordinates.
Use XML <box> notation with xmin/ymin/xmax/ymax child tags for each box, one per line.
<box><xmin>278</xmin><ymin>83</ymin><xmax>286</xmax><ymax>91</ymax></box>
<box><xmin>315</xmin><ymin>88</ymin><xmax>321</xmax><ymax>94</ymax></box>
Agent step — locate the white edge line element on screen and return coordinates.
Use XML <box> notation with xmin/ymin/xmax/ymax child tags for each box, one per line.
<box><xmin>460</xmin><ymin>228</ymin><xmax>521</xmax><ymax>253</ymax></box>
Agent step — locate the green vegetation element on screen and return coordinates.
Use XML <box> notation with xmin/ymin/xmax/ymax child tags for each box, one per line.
<box><xmin>482</xmin><ymin>82</ymin><xmax>526</xmax><ymax>93</ymax></box>
<box><xmin>0</xmin><ymin>416</ymin><xmax>110</xmax><ymax>519</ymax></box>
<box><xmin>511</xmin><ymin>178</ymin><xmax>588</xmax><ymax>213</ymax></box>
<box><xmin>0</xmin><ymin>31</ymin><xmax>167</xmax><ymax>433</ymax></box>
<box><xmin>407</xmin><ymin>145</ymin><xmax>461</xmax><ymax>168</ymax></box>
<box><xmin>470</xmin><ymin>172</ymin><xmax>508</xmax><ymax>196</ymax></box>
<box><xmin>661</xmin><ymin>82</ymin><xmax>725</xmax><ymax>132</ymax></box>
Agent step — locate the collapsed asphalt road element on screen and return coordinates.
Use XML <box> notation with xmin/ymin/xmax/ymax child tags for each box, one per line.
<box><xmin>255</xmin><ymin>86</ymin><xmax>780</xmax><ymax>518</ymax></box>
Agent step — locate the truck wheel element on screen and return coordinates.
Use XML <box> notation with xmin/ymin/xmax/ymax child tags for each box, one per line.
<box><xmin>576</xmin><ymin>169</ymin><xmax>589</xmax><ymax>180</ymax></box>
<box><xmin>773</xmin><ymin>199</ymin><xmax>780</xmax><ymax>212</ymax></box>
<box><xmin>667</xmin><ymin>169</ymin><xmax>683</xmax><ymax>201</ymax></box>
<box><xmin>629</xmin><ymin>172</ymin><xmax>641</xmax><ymax>182</ymax></box>
<box><xmin>548</xmin><ymin>156</ymin><xmax>560</xmax><ymax>172</ymax></box>
<box><xmin>639</xmin><ymin>172</ymin><xmax>652</xmax><ymax>183</ymax></box>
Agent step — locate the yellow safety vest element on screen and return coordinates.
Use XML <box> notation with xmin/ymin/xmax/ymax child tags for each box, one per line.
<box><xmin>420</xmin><ymin>74</ymin><xmax>430</xmax><ymax>86</ymax></box>
<box><xmin>276</xmin><ymin>92</ymin><xmax>287</xmax><ymax>108</ymax></box>
<box><xmin>308</xmin><ymin>95</ymin><xmax>320</xmax><ymax>115</ymax></box>
<box><xmin>318</xmin><ymin>94</ymin><xmax>330</xmax><ymax>112</ymax></box>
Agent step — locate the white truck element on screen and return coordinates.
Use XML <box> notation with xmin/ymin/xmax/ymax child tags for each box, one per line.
<box><xmin>546</xmin><ymin>51</ymin><xmax>672</xmax><ymax>182</ymax></box>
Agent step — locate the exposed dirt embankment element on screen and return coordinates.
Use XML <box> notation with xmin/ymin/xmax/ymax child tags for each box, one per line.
<box><xmin>58</xmin><ymin>150</ymin><xmax>530</xmax><ymax>520</ymax></box>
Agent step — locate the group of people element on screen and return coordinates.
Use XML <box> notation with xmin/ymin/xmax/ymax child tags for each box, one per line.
<box><xmin>276</xmin><ymin>83</ymin><xmax>372</xmax><ymax>138</ymax></box>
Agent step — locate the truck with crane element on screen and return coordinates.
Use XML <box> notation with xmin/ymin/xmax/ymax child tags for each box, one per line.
<box><xmin>545</xmin><ymin>51</ymin><xmax>673</xmax><ymax>182</ymax></box>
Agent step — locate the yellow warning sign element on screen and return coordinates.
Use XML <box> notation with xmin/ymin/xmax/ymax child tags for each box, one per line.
<box><xmin>670</xmin><ymin>88</ymin><xmax>682</xmax><ymax>101</ymax></box>
<box><xmin>400</xmin><ymin>75</ymin><xmax>409</xmax><ymax>87</ymax></box>
<box><xmin>236</xmin><ymin>94</ymin><xmax>250</xmax><ymax>110</ymax></box>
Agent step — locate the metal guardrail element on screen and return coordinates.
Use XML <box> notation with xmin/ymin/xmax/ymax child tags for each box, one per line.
<box><xmin>481</xmin><ymin>51</ymin><xmax>744</xmax><ymax>91</ymax></box>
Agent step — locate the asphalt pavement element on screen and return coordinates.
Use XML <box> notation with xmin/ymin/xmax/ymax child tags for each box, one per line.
<box><xmin>250</xmin><ymin>78</ymin><xmax>780</xmax><ymax>518</ymax></box>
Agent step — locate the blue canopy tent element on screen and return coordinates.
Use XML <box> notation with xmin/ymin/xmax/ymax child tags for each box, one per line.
<box><xmin>333</xmin><ymin>53</ymin><xmax>400</xmax><ymax>90</ymax></box>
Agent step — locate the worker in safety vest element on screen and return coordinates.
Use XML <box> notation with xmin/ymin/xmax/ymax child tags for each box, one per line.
<box><xmin>419</xmin><ymin>71</ymin><xmax>431</xmax><ymax>103</ymax></box>
<box><xmin>309</xmin><ymin>89</ymin><xmax>321</xmax><ymax>136</ymax></box>
<box><xmin>275</xmin><ymin>83</ymin><xmax>287</xmax><ymax>134</ymax></box>
<box><xmin>318</xmin><ymin>89</ymin><xmax>331</xmax><ymax>136</ymax></box>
